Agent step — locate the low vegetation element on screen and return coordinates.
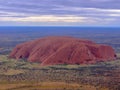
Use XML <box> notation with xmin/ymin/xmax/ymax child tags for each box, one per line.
<box><xmin>0</xmin><ymin>55</ymin><xmax>119</xmax><ymax>90</ymax></box>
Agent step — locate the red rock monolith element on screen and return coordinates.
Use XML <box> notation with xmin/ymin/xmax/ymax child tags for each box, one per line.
<box><xmin>9</xmin><ymin>36</ymin><xmax>116</xmax><ymax>66</ymax></box>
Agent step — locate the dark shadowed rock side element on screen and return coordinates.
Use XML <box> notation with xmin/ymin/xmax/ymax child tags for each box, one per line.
<box><xmin>9</xmin><ymin>36</ymin><xmax>116</xmax><ymax>66</ymax></box>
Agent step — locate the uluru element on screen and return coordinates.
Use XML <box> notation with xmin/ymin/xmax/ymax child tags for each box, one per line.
<box><xmin>9</xmin><ymin>36</ymin><xmax>116</xmax><ymax>66</ymax></box>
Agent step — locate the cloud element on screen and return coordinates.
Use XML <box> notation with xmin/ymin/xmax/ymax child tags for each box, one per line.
<box><xmin>0</xmin><ymin>15</ymin><xmax>87</xmax><ymax>22</ymax></box>
<box><xmin>0</xmin><ymin>15</ymin><xmax>117</xmax><ymax>26</ymax></box>
<box><xmin>90</xmin><ymin>0</ymin><xmax>112</xmax><ymax>2</ymax></box>
<box><xmin>0</xmin><ymin>0</ymin><xmax>120</xmax><ymax>26</ymax></box>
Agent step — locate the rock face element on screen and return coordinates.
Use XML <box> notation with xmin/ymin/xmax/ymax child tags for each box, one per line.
<box><xmin>10</xmin><ymin>36</ymin><xmax>116</xmax><ymax>66</ymax></box>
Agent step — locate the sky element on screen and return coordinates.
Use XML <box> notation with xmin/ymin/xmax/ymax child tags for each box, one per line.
<box><xmin>0</xmin><ymin>0</ymin><xmax>120</xmax><ymax>26</ymax></box>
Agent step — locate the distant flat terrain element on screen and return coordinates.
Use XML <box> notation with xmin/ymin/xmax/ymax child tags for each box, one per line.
<box><xmin>0</xmin><ymin>27</ymin><xmax>120</xmax><ymax>55</ymax></box>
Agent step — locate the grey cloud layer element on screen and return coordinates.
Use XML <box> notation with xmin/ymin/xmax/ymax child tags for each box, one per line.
<box><xmin>0</xmin><ymin>0</ymin><xmax>120</xmax><ymax>15</ymax></box>
<box><xmin>0</xmin><ymin>0</ymin><xmax>120</xmax><ymax>25</ymax></box>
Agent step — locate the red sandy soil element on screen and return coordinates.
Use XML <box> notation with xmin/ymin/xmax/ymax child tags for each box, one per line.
<box><xmin>10</xmin><ymin>36</ymin><xmax>116</xmax><ymax>66</ymax></box>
